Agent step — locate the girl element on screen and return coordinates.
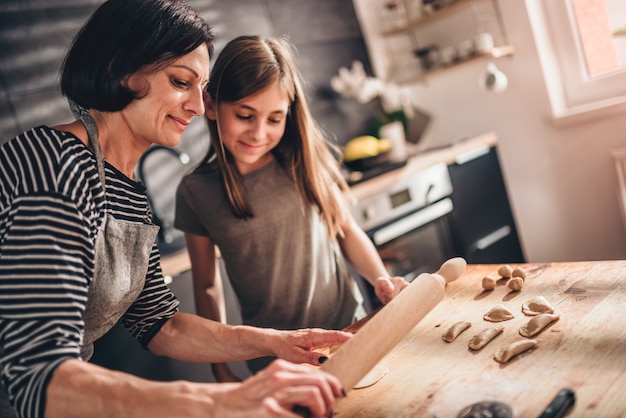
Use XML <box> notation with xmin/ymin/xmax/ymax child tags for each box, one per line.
<box><xmin>175</xmin><ymin>35</ymin><xmax>408</xmax><ymax>381</ymax></box>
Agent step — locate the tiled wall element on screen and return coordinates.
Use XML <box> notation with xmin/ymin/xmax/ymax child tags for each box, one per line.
<box><xmin>0</xmin><ymin>0</ymin><xmax>372</xmax><ymax>244</ymax></box>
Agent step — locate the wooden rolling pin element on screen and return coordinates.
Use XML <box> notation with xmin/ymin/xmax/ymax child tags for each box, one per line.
<box><xmin>321</xmin><ymin>257</ymin><xmax>467</xmax><ymax>392</ymax></box>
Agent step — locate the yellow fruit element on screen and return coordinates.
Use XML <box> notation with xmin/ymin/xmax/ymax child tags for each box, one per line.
<box><xmin>377</xmin><ymin>138</ymin><xmax>392</xmax><ymax>153</ymax></box>
<box><xmin>343</xmin><ymin>136</ymin><xmax>391</xmax><ymax>162</ymax></box>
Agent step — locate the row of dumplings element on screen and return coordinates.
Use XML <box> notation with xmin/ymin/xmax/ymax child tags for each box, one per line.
<box><xmin>442</xmin><ymin>296</ymin><xmax>560</xmax><ymax>363</ymax></box>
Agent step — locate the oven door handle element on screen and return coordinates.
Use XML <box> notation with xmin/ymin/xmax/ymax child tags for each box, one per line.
<box><xmin>469</xmin><ymin>225</ymin><xmax>512</xmax><ymax>252</ymax></box>
<box><xmin>371</xmin><ymin>198</ymin><xmax>454</xmax><ymax>246</ymax></box>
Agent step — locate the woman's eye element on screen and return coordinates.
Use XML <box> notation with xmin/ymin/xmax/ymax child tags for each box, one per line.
<box><xmin>172</xmin><ymin>78</ymin><xmax>189</xmax><ymax>88</ymax></box>
<box><xmin>236</xmin><ymin>114</ymin><xmax>252</xmax><ymax>121</ymax></box>
<box><xmin>269</xmin><ymin>118</ymin><xmax>283</xmax><ymax>124</ymax></box>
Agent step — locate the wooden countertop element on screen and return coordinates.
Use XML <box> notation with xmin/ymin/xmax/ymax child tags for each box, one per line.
<box><xmin>331</xmin><ymin>260</ymin><xmax>626</xmax><ymax>417</ymax></box>
<box><xmin>160</xmin><ymin>132</ymin><xmax>499</xmax><ymax>278</ymax></box>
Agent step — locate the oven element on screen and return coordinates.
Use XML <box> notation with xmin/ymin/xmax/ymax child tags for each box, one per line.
<box><xmin>350</xmin><ymin>163</ymin><xmax>457</xmax><ymax>309</ymax></box>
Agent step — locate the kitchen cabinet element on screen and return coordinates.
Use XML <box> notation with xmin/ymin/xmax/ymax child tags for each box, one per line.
<box><xmin>352</xmin><ymin>0</ymin><xmax>514</xmax><ymax>83</ymax></box>
<box><xmin>448</xmin><ymin>144</ymin><xmax>525</xmax><ymax>263</ymax></box>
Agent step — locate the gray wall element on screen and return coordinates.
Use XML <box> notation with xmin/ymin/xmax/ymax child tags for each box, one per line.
<box><xmin>0</xmin><ymin>0</ymin><xmax>372</xmax><ymax>142</ymax></box>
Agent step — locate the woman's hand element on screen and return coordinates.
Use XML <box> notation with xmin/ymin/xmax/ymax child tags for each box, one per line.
<box><xmin>374</xmin><ymin>276</ymin><xmax>409</xmax><ymax>305</ymax></box>
<box><xmin>269</xmin><ymin>328</ymin><xmax>352</xmax><ymax>366</ymax></box>
<box><xmin>212</xmin><ymin>359</ymin><xmax>345</xmax><ymax>417</ymax></box>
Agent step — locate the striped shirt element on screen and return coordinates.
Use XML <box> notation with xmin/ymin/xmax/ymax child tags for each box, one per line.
<box><xmin>0</xmin><ymin>126</ymin><xmax>179</xmax><ymax>418</ymax></box>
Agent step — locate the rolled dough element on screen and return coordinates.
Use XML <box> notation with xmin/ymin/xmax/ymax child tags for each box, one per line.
<box><xmin>353</xmin><ymin>364</ymin><xmax>388</xmax><ymax>389</ymax></box>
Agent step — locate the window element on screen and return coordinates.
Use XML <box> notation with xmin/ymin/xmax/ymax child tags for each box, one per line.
<box><xmin>526</xmin><ymin>0</ymin><xmax>626</xmax><ymax>123</ymax></box>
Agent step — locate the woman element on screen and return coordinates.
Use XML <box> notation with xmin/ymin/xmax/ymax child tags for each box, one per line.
<box><xmin>175</xmin><ymin>35</ymin><xmax>408</xmax><ymax>381</ymax></box>
<box><xmin>0</xmin><ymin>2</ymin><xmax>350</xmax><ymax>417</ymax></box>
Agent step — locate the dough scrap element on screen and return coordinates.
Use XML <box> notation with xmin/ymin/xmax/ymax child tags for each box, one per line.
<box><xmin>498</xmin><ymin>265</ymin><xmax>513</xmax><ymax>278</ymax></box>
<box><xmin>519</xmin><ymin>313</ymin><xmax>560</xmax><ymax>337</ymax></box>
<box><xmin>494</xmin><ymin>339</ymin><xmax>538</xmax><ymax>363</ymax></box>
<box><xmin>442</xmin><ymin>321</ymin><xmax>472</xmax><ymax>343</ymax></box>
<box><xmin>468</xmin><ymin>326</ymin><xmax>504</xmax><ymax>350</ymax></box>
<box><xmin>511</xmin><ymin>267</ymin><xmax>527</xmax><ymax>279</ymax></box>
<box><xmin>521</xmin><ymin>296</ymin><xmax>555</xmax><ymax>316</ymax></box>
<box><xmin>483</xmin><ymin>304</ymin><xmax>515</xmax><ymax>322</ymax></box>
<box><xmin>353</xmin><ymin>364</ymin><xmax>388</xmax><ymax>389</ymax></box>
<box><xmin>482</xmin><ymin>275</ymin><xmax>497</xmax><ymax>291</ymax></box>
<box><xmin>508</xmin><ymin>277</ymin><xmax>524</xmax><ymax>291</ymax></box>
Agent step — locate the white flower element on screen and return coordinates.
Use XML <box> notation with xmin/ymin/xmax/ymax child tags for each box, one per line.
<box><xmin>331</xmin><ymin>61</ymin><xmax>412</xmax><ymax>116</ymax></box>
<box><xmin>331</xmin><ymin>61</ymin><xmax>380</xmax><ymax>104</ymax></box>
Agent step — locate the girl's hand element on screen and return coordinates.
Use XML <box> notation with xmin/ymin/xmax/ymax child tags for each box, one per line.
<box><xmin>212</xmin><ymin>359</ymin><xmax>345</xmax><ymax>417</ymax></box>
<box><xmin>374</xmin><ymin>276</ymin><xmax>409</xmax><ymax>304</ymax></box>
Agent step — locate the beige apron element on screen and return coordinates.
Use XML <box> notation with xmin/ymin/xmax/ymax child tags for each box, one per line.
<box><xmin>0</xmin><ymin>112</ymin><xmax>159</xmax><ymax>417</ymax></box>
<box><xmin>80</xmin><ymin>112</ymin><xmax>159</xmax><ymax>360</ymax></box>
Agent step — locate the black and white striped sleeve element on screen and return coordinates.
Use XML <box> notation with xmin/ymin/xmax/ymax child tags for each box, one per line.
<box><xmin>0</xmin><ymin>193</ymin><xmax>92</xmax><ymax>418</ymax></box>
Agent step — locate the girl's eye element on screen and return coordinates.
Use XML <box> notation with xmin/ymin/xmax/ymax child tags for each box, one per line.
<box><xmin>236</xmin><ymin>114</ymin><xmax>252</xmax><ymax>121</ymax></box>
<box><xmin>269</xmin><ymin>118</ymin><xmax>283</xmax><ymax>124</ymax></box>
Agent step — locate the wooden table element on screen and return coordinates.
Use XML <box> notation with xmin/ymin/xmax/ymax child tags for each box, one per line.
<box><xmin>332</xmin><ymin>261</ymin><xmax>626</xmax><ymax>417</ymax></box>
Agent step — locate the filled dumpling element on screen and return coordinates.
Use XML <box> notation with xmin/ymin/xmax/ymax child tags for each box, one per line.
<box><xmin>494</xmin><ymin>339</ymin><xmax>538</xmax><ymax>363</ymax></box>
<box><xmin>468</xmin><ymin>326</ymin><xmax>504</xmax><ymax>350</ymax></box>
<box><xmin>521</xmin><ymin>295</ymin><xmax>555</xmax><ymax>316</ymax></box>
<box><xmin>519</xmin><ymin>313</ymin><xmax>560</xmax><ymax>337</ymax></box>
<box><xmin>483</xmin><ymin>304</ymin><xmax>515</xmax><ymax>322</ymax></box>
<box><xmin>442</xmin><ymin>321</ymin><xmax>472</xmax><ymax>343</ymax></box>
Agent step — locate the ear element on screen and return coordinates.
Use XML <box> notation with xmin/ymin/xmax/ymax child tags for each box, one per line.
<box><xmin>204</xmin><ymin>91</ymin><xmax>218</xmax><ymax>120</ymax></box>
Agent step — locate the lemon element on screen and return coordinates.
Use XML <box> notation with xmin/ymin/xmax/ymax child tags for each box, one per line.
<box><xmin>343</xmin><ymin>136</ymin><xmax>392</xmax><ymax>162</ymax></box>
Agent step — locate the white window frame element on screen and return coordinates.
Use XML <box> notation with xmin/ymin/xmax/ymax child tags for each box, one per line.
<box><xmin>526</xmin><ymin>0</ymin><xmax>626</xmax><ymax>125</ymax></box>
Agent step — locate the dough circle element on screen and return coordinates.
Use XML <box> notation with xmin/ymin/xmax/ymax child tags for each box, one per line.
<box><xmin>353</xmin><ymin>364</ymin><xmax>389</xmax><ymax>389</ymax></box>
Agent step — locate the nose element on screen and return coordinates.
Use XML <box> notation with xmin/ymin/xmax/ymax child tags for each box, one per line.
<box><xmin>185</xmin><ymin>86</ymin><xmax>205</xmax><ymax>116</ymax></box>
<box><xmin>250</xmin><ymin>120</ymin><xmax>267</xmax><ymax>141</ymax></box>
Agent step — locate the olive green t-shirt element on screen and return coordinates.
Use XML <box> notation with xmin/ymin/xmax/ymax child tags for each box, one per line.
<box><xmin>175</xmin><ymin>158</ymin><xmax>365</xmax><ymax>370</ymax></box>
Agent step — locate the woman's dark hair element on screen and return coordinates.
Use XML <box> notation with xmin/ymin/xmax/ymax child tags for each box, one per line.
<box><xmin>61</xmin><ymin>0</ymin><xmax>214</xmax><ymax>112</ymax></box>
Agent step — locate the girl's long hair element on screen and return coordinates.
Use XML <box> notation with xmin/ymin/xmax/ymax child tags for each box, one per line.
<box><xmin>200</xmin><ymin>35</ymin><xmax>349</xmax><ymax>238</ymax></box>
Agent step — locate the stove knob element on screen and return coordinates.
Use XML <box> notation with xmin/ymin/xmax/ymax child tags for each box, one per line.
<box><xmin>363</xmin><ymin>206</ymin><xmax>375</xmax><ymax>221</ymax></box>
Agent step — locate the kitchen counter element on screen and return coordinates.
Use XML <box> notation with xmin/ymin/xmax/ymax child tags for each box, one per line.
<box><xmin>331</xmin><ymin>260</ymin><xmax>626</xmax><ymax>417</ymax></box>
<box><xmin>160</xmin><ymin>132</ymin><xmax>499</xmax><ymax>278</ymax></box>
<box><xmin>349</xmin><ymin>131</ymin><xmax>497</xmax><ymax>201</ymax></box>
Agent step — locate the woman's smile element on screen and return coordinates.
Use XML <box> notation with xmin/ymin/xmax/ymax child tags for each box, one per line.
<box><xmin>169</xmin><ymin>115</ymin><xmax>191</xmax><ymax>132</ymax></box>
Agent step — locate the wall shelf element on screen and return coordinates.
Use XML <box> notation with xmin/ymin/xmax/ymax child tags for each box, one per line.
<box><xmin>353</xmin><ymin>0</ymin><xmax>514</xmax><ymax>84</ymax></box>
<box><xmin>382</xmin><ymin>0</ymin><xmax>479</xmax><ymax>36</ymax></box>
<box><xmin>390</xmin><ymin>44</ymin><xmax>515</xmax><ymax>84</ymax></box>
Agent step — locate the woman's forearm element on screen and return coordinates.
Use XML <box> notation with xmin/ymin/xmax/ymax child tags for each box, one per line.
<box><xmin>147</xmin><ymin>312</ymin><xmax>273</xmax><ymax>363</ymax></box>
<box><xmin>46</xmin><ymin>358</ymin><xmax>226</xmax><ymax>418</ymax></box>
<box><xmin>46</xmin><ymin>357</ymin><xmax>344</xmax><ymax>418</ymax></box>
<box><xmin>148</xmin><ymin>312</ymin><xmax>351</xmax><ymax>367</ymax></box>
